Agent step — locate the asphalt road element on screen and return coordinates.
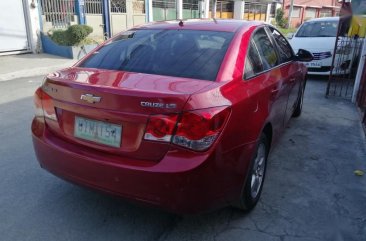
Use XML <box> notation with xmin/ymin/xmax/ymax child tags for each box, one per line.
<box><xmin>1</xmin><ymin>76</ymin><xmax>366</xmax><ymax>241</ymax></box>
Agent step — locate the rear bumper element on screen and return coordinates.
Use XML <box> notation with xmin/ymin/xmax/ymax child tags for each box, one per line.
<box><xmin>32</xmin><ymin>117</ymin><xmax>255</xmax><ymax>214</ymax></box>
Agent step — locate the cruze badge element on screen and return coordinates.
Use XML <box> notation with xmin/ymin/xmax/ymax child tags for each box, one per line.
<box><xmin>80</xmin><ymin>94</ymin><xmax>101</xmax><ymax>104</ymax></box>
<box><xmin>141</xmin><ymin>101</ymin><xmax>176</xmax><ymax>109</ymax></box>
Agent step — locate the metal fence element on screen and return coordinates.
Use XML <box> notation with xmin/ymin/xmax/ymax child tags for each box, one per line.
<box><xmin>183</xmin><ymin>0</ymin><xmax>199</xmax><ymax>18</ymax></box>
<box><xmin>152</xmin><ymin>0</ymin><xmax>177</xmax><ymax>21</ymax></box>
<box><xmin>217</xmin><ymin>1</ymin><xmax>234</xmax><ymax>13</ymax></box>
<box><xmin>326</xmin><ymin>17</ymin><xmax>363</xmax><ymax>99</ymax></box>
<box><xmin>216</xmin><ymin>1</ymin><xmax>234</xmax><ymax>18</ymax></box>
<box><xmin>111</xmin><ymin>0</ymin><xmax>127</xmax><ymax>13</ymax></box>
<box><xmin>85</xmin><ymin>0</ymin><xmax>102</xmax><ymax>14</ymax></box>
<box><xmin>183</xmin><ymin>0</ymin><xmax>199</xmax><ymax>10</ymax></box>
<box><xmin>133</xmin><ymin>0</ymin><xmax>146</xmax><ymax>14</ymax></box>
<box><xmin>40</xmin><ymin>0</ymin><xmax>76</xmax><ymax>28</ymax></box>
<box><xmin>244</xmin><ymin>2</ymin><xmax>267</xmax><ymax>21</ymax></box>
<box><xmin>152</xmin><ymin>0</ymin><xmax>176</xmax><ymax>9</ymax></box>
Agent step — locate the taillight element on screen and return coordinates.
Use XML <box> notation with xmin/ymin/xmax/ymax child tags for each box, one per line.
<box><xmin>33</xmin><ymin>87</ymin><xmax>57</xmax><ymax>121</ymax></box>
<box><xmin>143</xmin><ymin>107</ymin><xmax>230</xmax><ymax>151</ymax></box>
<box><xmin>144</xmin><ymin>114</ymin><xmax>178</xmax><ymax>142</ymax></box>
<box><xmin>173</xmin><ymin>107</ymin><xmax>230</xmax><ymax>151</ymax></box>
<box><xmin>34</xmin><ymin>88</ymin><xmax>44</xmax><ymax>118</ymax></box>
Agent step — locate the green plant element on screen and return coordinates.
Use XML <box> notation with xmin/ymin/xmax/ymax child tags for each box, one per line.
<box><xmin>67</xmin><ymin>25</ymin><xmax>93</xmax><ymax>45</ymax></box>
<box><xmin>49</xmin><ymin>25</ymin><xmax>93</xmax><ymax>46</ymax></box>
<box><xmin>49</xmin><ymin>29</ymin><xmax>69</xmax><ymax>46</ymax></box>
<box><xmin>275</xmin><ymin>8</ymin><xmax>288</xmax><ymax>28</ymax></box>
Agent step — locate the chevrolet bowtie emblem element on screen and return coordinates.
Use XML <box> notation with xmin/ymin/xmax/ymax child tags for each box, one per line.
<box><xmin>80</xmin><ymin>94</ymin><xmax>101</xmax><ymax>104</ymax></box>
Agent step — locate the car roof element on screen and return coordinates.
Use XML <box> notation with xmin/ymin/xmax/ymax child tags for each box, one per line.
<box><xmin>305</xmin><ymin>17</ymin><xmax>339</xmax><ymax>22</ymax></box>
<box><xmin>133</xmin><ymin>19</ymin><xmax>263</xmax><ymax>32</ymax></box>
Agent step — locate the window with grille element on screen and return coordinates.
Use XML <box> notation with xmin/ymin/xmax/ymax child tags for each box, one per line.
<box><xmin>111</xmin><ymin>0</ymin><xmax>127</xmax><ymax>13</ymax></box>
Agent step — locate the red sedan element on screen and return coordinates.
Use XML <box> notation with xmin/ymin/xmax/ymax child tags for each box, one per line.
<box><xmin>32</xmin><ymin>20</ymin><xmax>312</xmax><ymax>214</ymax></box>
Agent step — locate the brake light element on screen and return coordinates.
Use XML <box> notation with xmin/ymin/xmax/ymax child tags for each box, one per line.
<box><xmin>33</xmin><ymin>87</ymin><xmax>57</xmax><ymax>121</ymax></box>
<box><xmin>34</xmin><ymin>88</ymin><xmax>44</xmax><ymax>118</ymax></box>
<box><xmin>144</xmin><ymin>114</ymin><xmax>178</xmax><ymax>142</ymax></box>
<box><xmin>143</xmin><ymin>107</ymin><xmax>230</xmax><ymax>151</ymax></box>
<box><xmin>173</xmin><ymin>107</ymin><xmax>230</xmax><ymax>151</ymax></box>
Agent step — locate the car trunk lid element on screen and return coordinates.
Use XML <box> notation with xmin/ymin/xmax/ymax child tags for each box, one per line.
<box><xmin>41</xmin><ymin>68</ymin><xmax>214</xmax><ymax>161</ymax></box>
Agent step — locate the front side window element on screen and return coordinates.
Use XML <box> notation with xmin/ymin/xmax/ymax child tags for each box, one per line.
<box><xmin>267</xmin><ymin>27</ymin><xmax>294</xmax><ymax>63</ymax></box>
<box><xmin>296</xmin><ymin>20</ymin><xmax>338</xmax><ymax>37</ymax></box>
<box><xmin>79</xmin><ymin>29</ymin><xmax>234</xmax><ymax>81</ymax></box>
<box><xmin>252</xmin><ymin>28</ymin><xmax>278</xmax><ymax>70</ymax></box>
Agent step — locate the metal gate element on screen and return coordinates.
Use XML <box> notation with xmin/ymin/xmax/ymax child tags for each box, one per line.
<box><xmin>110</xmin><ymin>0</ymin><xmax>145</xmax><ymax>36</ymax></box>
<box><xmin>84</xmin><ymin>0</ymin><xmax>104</xmax><ymax>38</ymax></box>
<box><xmin>183</xmin><ymin>0</ymin><xmax>199</xmax><ymax>19</ymax></box>
<box><xmin>244</xmin><ymin>2</ymin><xmax>267</xmax><ymax>21</ymax></box>
<box><xmin>326</xmin><ymin>16</ymin><xmax>363</xmax><ymax>99</ymax></box>
<box><xmin>216</xmin><ymin>1</ymin><xmax>234</xmax><ymax>19</ymax></box>
<box><xmin>0</xmin><ymin>0</ymin><xmax>30</xmax><ymax>53</ymax></box>
<box><xmin>40</xmin><ymin>0</ymin><xmax>77</xmax><ymax>31</ymax></box>
<box><xmin>152</xmin><ymin>0</ymin><xmax>177</xmax><ymax>21</ymax></box>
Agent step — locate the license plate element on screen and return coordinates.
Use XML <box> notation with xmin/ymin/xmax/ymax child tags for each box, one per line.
<box><xmin>74</xmin><ymin>116</ymin><xmax>122</xmax><ymax>148</ymax></box>
<box><xmin>304</xmin><ymin>61</ymin><xmax>322</xmax><ymax>68</ymax></box>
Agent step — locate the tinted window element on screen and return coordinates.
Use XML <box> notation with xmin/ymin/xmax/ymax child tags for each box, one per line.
<box><xmin>244</xmin><ymin>40</ymin><xmax>263</xmax><ymax>79</ymax></box>
<box><xmin>252</xmin><ymin>28</ymin><xmax>278</xmax><ymax>70</ymax></box>
<box><xmin>79</xmin><ymin>29</ymin><xmax>234</xmax><ymax>81</ymax></box>
<box><xmin>268</xmin><ymin>27</ymin><xmax>293</xmax><ymax>63</ymax></box>
<box><xmin>295</xmin><ymin>20</ymin><xmax>338</xmax><ymax>37</ymax></box>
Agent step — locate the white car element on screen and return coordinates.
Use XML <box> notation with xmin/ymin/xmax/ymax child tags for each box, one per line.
<box><xmin>290</xmin><ymin>17</ymin><xmax>357</xmax><ymax>75</ymax></box>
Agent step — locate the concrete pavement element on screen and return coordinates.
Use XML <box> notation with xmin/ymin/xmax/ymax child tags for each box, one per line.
<box><xmin>0</xmin><ymin>53</ymin><xmax>75</xmax><ymax>81</ymax></box>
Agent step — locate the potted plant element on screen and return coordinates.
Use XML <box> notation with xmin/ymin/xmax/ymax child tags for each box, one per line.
<box><xmin>41</xmin><ymin>24</ymin><xmax>98</xmax><ymax>59</ymax></box>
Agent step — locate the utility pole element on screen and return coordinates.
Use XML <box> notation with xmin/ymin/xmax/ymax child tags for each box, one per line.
<box><xmin>287</xmin><ymin>0</ymin><xmax>294</xmax><ymax>28</ymax></box>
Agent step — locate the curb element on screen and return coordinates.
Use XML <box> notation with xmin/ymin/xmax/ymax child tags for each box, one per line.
<box><xmin>0</xmin><ymin>62</ymin><xmax>74</xmax><ymax>82</ymax></box>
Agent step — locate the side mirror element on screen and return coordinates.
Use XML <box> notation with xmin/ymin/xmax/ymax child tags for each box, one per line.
<box><xmin>295</xmin><ymin>49</ymin><xmax>313</xmax><ymax>62</ymax></box>
<box><xmin>287</xmin><ymin>33</ymin><xmax>294</xmax><ymax>39</ymax></box>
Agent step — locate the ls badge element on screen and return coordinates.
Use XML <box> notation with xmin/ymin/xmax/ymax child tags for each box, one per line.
<box><xmin>80</xmin><ymin>94</ymin><xmax>102</xmax><ymax>104</ymax></box>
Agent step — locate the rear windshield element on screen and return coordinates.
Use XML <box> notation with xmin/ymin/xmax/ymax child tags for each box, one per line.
<box><xmin>79</xmin><ymin>29</ymin><xmax>234</xmax><ymax>81</ymax></box>
<box><xmin>295</xmin><ymin>20</ymin><xmax>338</xmax><ymax>37</ymax></box>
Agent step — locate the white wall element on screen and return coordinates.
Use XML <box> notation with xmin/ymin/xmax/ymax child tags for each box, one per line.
<box><xmin>352</xmin><ymin>38</ymin><xmax>366</xmax><ymax>103</ymax></box>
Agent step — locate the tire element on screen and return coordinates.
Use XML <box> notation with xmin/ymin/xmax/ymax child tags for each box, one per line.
<box><xmin>234</xmin><ymin>133</ymin><xmax>269</xmax><ymax>211</ymax></box>
<box><xmin>292</xmin><ymin>82</ymin><xmax>305</xmax><ymax>118</ymax></box>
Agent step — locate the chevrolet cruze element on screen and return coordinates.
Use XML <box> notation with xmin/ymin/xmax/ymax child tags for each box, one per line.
<box><xmin>32</xmin><ymin>19</ymin><xmax>312</xmax><ymax>213</ymax></box>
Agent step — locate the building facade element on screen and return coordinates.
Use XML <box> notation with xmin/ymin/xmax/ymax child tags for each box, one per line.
<box><xmin>283</xmin><ymin>0</ymin><xmax>341</xmax><ymax>27</ymax></box>
<box><xmin>0</xmin><ymin>0</ymin><xmax>279</xmax><ymax>55</ymax></box>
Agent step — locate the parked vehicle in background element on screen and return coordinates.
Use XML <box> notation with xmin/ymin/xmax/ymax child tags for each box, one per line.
<box><xmin>32</xmin><ymin>19</ymin><xmax>312</xmax><ymax>214</ymax></box>
<box><xmin>290</xmin><ymin>17</ymin><xmax>358</xmax><ymax>75</ymax></box>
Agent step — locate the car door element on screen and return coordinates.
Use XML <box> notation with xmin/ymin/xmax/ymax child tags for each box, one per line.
<box><xmin>266</xmin><ymin>26</ymin><xmax>301</xmax><ymax>124</ymax></box>
<box><xmin>244</xmin><ymin>27</ymin><xmax>288</xmax><ymax>141</ymax></box>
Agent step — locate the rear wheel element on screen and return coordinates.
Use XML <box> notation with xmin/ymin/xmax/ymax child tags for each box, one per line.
<box><xmin>234</xmin><ymin>133</ymin><xmax>268</xmax><ymax>211</ymax></box>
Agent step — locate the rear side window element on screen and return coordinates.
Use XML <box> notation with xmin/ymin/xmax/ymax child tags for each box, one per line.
<box><xmin>244</xmin><ymin>40</ymin><xmax>263</xmax><ymax>79</ymax></box>
<box><xmin>267</xmin><ymin>27</ymin><xmax>294</xmax><ymax>63</ymax></box>
<box><xmin>79</xmin><ymin>29</ymin><xmax>234</xmax><ymax>81</ymax></box>
<box><xmin>252</xmin><ymin>28</ymin><xmax>278</xmax><ymax>70</ymax></box>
